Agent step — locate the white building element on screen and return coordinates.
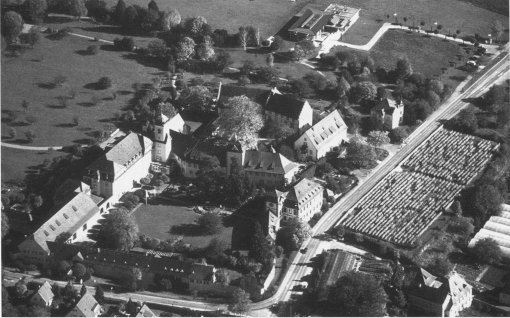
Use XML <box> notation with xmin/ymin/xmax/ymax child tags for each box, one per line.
<box><xmin>67</xmin><ymin>292</ymin><xmax>101</xmax><ymax>317</ymax></box>
<box><xmin>83</xmin><ymin>131</ymin><xmax>152</xmax><ymax>201</ymax></box>
<box><xmin>30</xmin><ymin>281</ymin><xmax>54</xmax><ymax>307</ymax></box>
<box><xmin>294</xmin><ymin>110</ymin><xmax>347</xmax><ymax>160</ymax></box>
<box><xmin>469</xmin><ymin>204</ymin><xmax>510</xmax><ymax>261</ymax></box>
<box><xmin>265</xmin><ymin>178</ymin><xmax>323</xmax><ymax>238</ymax></box>
<box><xmin>371</xmin><ymin>98</ymin><xmax>404</xmax><ymax>130</ymax></box>
<box><xmin>265</xmin><ymin>88</ymin><xmax>313</xmax><ymax>134</ymax></box>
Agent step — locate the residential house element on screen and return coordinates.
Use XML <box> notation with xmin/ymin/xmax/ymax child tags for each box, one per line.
<box><xmin>30</xmin><ymin>281</ymin><xmax>54</xmax><ymax>308</ymax></box>
<box><xmin>48</xmin><ymin>243</ymin><xmax>235</xmax><ymax>297</ymax></box>
<box><xmin>265</xmin><ymin>178</ymin><xmax>324</xmax><ymax>239</ymax></box>
<box><xmin>18</xmin><ymin>191</ymin><xmax>102</xmax><ymax>266</ymax></box>
<box><xmin>370</xmin><ymin>98</ymin><xmax>404</xmax><ymax>130</ymax></box>
<box><xmin>125</xmin><ymin>299</ymin><xmax>156</xmax><ymax>317</ymax></box>
<box><xmin>288</xmin><ymin>4</ymin><xmax>360</xmax><ymax>43</ymax></box>
<box><xmin>407</xmin><ymin>268</ymin><xmax>472</xmax><ymax>317</ymax></box>
<box><xmin>82</xmin><ymin>131</ymin><xmax>153</xmax><ymax>201</ymax></box>
<box><xmin>232</xmin><ymin>150</ymin><xmax>301</xmax><ymax>189</ymax></box>
<box><xmin>66</xmin><ymin>292</ymin><xmax>101</xmax><ymax>317</ymax></box>
<box><xmin>294</xmin><ymin>110</ymin><xmax>347</xmax><ymax>160</ymax></box>
<box><xmin>264</xmin><ymin>88</ymin><xmax>313</xmax><ymax>134</ymax></box>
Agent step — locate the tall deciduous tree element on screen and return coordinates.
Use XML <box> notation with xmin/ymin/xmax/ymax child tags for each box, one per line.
<box><xmin>112</xmin><ymin>0</ymin><xmax>126</xmax><ymax>24</ymax></box>
<box><xmin>367</xmin><ymin>130</ymin><xmax>390</xmax><ymax>147</ymax></box>
<box><xmin>67</xmin><ymin>0</ymin><xmax>88</xmax><ymax>17</ymax></box>
<box><xmin>97</xmin><ymin>209</ymin><xmax>139</xmax><ymax>251</ymax></box>
<box><xmin>2</xmin><ymin>11</ymin><xmax>24</xmax><ymax>43</ymax></box>
<box><xmin>229</xmin><ymin>288</ymin><xmax>251</xmax><ymax>313</ymax></box>
<box><xmin>350</xmin><ymin>81</ymin><xmax>377</xmax><ymax>103</ymax></box>
<box><xmin>395</xmin><ymin>56</ymin><xmax>413</xmax><ymax>80</ymax></box>
<box><xmin>328</xmin><ymin>271</ymin><xmax>387</xmax><ymax>316</ymax></box>
<box><xmin>1</xmin><ymin>211</ymin><xmax>9</xmax><ymax>239</ymax></box>
<box><xmin>215</xmin><ymin>95</ymin><xmax>264</xmax><ymax>150</ymax></box>
<box><xmin>472</xmin><ymin>238</ymin><xmax>502</xmax><ymax>264</ymax></box>
<box><xmin>26</xmin><ymin>0</ymin><xmax>47</xmax><ymax>24</ymax></box>
<box><xmin>176</xmin><ymin>36</ymin><xmax>196</xmax><ymax>61</ymax></box>
<box><xmin>197</xmin><ymin>212</ymin><xmax>222</xmax><ymax>234</ymax></box>
<box><xmin>160</xmin><ymin>9</ymin><xmax>181</xmax><ymax>31</ymax></box>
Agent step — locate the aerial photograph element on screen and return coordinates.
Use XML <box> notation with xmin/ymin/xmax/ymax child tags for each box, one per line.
<box><xmin>0</xmin><ymin>0</ymin><xmax>509</xmax><ymax>316</ymax></box>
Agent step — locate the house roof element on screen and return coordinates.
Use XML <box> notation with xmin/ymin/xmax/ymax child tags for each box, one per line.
<box><xmin>170</xmin><ymin>130</ymin><xmax>195</xmax><ymax>159</ymax></box>
<box><xmin>71</xmin><ymin>292</ymin><xmax>100</xmax><ymax>317</ymax></box>
<box><xmin>283</xmin><ymin>178</ymin><xmax>323</xmax><ymax>208</ymax></box>
<box><xmin>23</xmin><ymin>192</ymin><xmax>99</xmax><ymax>253</ymax></box>
<box><xmin>135</xmin><ymin>304</ymin><xmax>156</xmax><ymax>317</ymax></box>
<box><xmin>190</xmin><ymin>261</ymin><xmax>215</xmax><ymax>281</ymax></box>
<box><xmin>243</xmin><ymin>150</ymin><xmax>300</xmax><ymax>175</ymax></box>
<box><xmin>299</xmin><ymin>110</ymin><xmax>346</xmax><ymax>151</ymax></box>
<box><xmin>184</xmin><ymin>137</ymin><xmax>242</xmax><ymax>167</ymax></box>
<box><xmin>33</xmin><ymin>281</ymin><xmax>54</xmax><ymax>303</ymax></box>
<box><xmin>373</xmin><ymin>98</ymin><xmax>401</xmax><ymax>113</ymax></box>
<box><xmin>87</xmin><ymin>132</ymin><xmax>152</xmax><ymax>177</ymax></box>
<box><xmin>289</xmin><ymin>8</ymin><xmax>334</xmax><ymax>35</ymax></box>
<box><xmin>407</xmin><ymin>268</ymin><xmax>450</xmax><ymax>305</ymax></box>
<box><xmin>469</xmin><ymin>207</ymin><xmax>510</xmax><ymax>259</ymax></box>
<box><xmin>265</xmin><ymin>92</ymin><xmax>308</xmax><ymax>120</ymax></box>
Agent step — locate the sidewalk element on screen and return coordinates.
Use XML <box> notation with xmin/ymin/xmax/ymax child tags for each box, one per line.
<box><xmin>1</xmin><ymin>142</ymin><xmax>63</xmax><ymax>151</ymax></box>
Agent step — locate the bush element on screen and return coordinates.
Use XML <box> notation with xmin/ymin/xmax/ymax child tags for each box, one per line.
<box><xmin>389</xmin><ymin>126</ymin><xmax>410</xmax><ymax>143</ymax></box>
<box><xmin>86</xmin><ymin>45</ymin><xmax>99</xmax><ymax>55</ymax></box>
<box><xmin>97</xmin><ymin>76</ymin><xmax>112</xmax><ymax>89</ymax></box>
<box><xmin>197</xmin><ymin>212</ymin><xmax>222</xmax><ymax>235</ymax></box>
<box><xmin>113</xmin><ymin>37</ymin><xmax>135</xmax><ymax>51</ymax></box>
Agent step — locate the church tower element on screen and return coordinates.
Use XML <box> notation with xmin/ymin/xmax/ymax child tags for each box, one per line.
<box><xmin>153</xmin><ymin>104</ymin><xmax>172</xmax><ymax>163</ymax></box>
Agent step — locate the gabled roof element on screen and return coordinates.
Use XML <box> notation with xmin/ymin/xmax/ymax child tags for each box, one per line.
<box><xmin>288</xmin><ymin>178</ymin><xmax>323</xmax><ymax>206</ymax></box>
<box><xmin>190</xmin><ymin>261</ymin><xmax>215</xmax><ymax>281</ymax></box>
<box><xmin>243</xmin><ymin>150</ymin><xmax>300</xmax><ymax>175</ymax></box>
<box><xmin>373</xmin><ymin>98</ymin><xmax>402</xmax><ymax>113</ymax></box>
<box><xmin>265</xmin><ymin>92</ymin><xmax>308</xmax><ymax>120</ymax></box>
<box><xmin>33</xmin><ymin>281</ymin><xmax>54</xmax><ymax>303</ymax></box>
<box><xmin>23</xmin><ymin>192</ymin><xmax>99</xmax><ymax>253</ymax></box>
<box><xmin>170</xmin><ymin>130</ymin><xmax>194</xmax><ymax>159</ymax></box>
<box><xmin>87</xmin><ymin>132</ymin><xmax>152</xmax><ymax>177</ymax></box>
<box><xmin>135</xmin><ymin>304</ymin><xmax>156</xmax><ymax>317</ymax></box>
<box><xmin>407</xmin><ymin>267</ymin><xmax>450</xmax><ymax>305</ymax></box>
<box><xmin>70</xmin><ymin>292</ymin><xmax>100</xmax><ymax>317</ymax></box>
<box><xmin>289</xmin><ymin>8</ymin><xmax>334</xmax><ymax>35</ymax></box>
<box><xmin>299</xmin><ymin>110</ymin><xmax>346</xmax><ymax>151</ymax></box>
<box><xmin>184</xmin><ymin>137</ymin><xmax>242</xmax><ymax>167</ymax></box>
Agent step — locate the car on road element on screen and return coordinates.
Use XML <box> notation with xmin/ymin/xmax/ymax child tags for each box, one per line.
<box><xmin>300</xmin><ymin>248</ymin><xmax>308</xmax><ymax>253</ymax></box>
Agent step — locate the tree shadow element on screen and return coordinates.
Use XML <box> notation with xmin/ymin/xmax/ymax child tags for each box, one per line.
<box><xmin>117</xmin><ymin>90</ymin><xmax>132</xmax><ymax>95</ymax></box>
<box><xmin>77</xmin><ymin>102</ymin><xmax>96</xmax><ymax>107</ymax></box>
<box><xmin>55</xmin><ymin>123</ymin><xmax>76</xmax><ymax>128</ymax></box>
<box><xmin>45</xmin><ymin>104</ymin><xmax>66</xmax><ymax>109</ymax></box>
<box><xmin>9</xmin><ymin>121</ymin><xmax>30</xmax><ymax>127</ymax></box>
<box><xmin>84</xmin><ymin>82</ymin><xmax>101</xmax><ymax>90</ymax></box>
<box><xmin>99</xmin><ymin>44</ymin><xmax>118</xmax><ymax>51</ymax></box>
<box><xmin>37</xmin><ymin>82</ymin><xmax>56</xmax><ymax>89</ymax></box>
<box><xmin>81</xmin><ymin>26</ymin><xmax>126</xmax><ymax>37</ymax></box>
<box><xmin>73</xmin><ymin>138</ymin><xmax>95</xmax><ymax>145</ymax></box>
<box><xmin>169</xmin><ymin>223</ymin><xmax>204</xmax><ymax>236</ymax></box>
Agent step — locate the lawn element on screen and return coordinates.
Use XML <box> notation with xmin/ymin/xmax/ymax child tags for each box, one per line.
<box><xmin>1</xmin><ymin>147</ymin><xmax>63</xmax><ymax>183</ymax></box>
<box><xmin>132</xmin><ymin>203</ymin><xmax>232</xmax><ymax>249</ymax></box>
<box><xmin>1</xmin><ymin>31</ymin><xmax>159</xmax><ymax>148</ymax></box>
<box><xmin>331</xmin><ymin>30</ymin><xmax>469</xmax><ymax>79</ymax></box>
<box><xmin>313</xmin><ymin>0</ymin><xmax>508</xmax><ymax>45</ymax></box>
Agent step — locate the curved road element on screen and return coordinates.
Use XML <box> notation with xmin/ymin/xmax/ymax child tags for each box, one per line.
<box><xmin>251</xmin><ymin>48</ymin><xmax>509</xmax><ymax>310</ymax></box>
<box><xmin>1</xmin><ymin>142</ymin><xmax>63</xmax><ymax>151</ymax></box>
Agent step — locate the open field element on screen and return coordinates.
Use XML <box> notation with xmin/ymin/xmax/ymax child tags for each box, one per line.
<box><xmin>1</xmin><ymin>33</ymin><xmax>158</xmax><ymax>147</ymax></box>
<box><xmin>133</xmin><ymin>203</ymin><xmax>232</xmax><ymax>249</ymax></box>
<box><xmin>331</xmin><ymin>30</ymin><xmax>470</xmax><ymax>79</ymax></box>
<box><xmin>92</xmin><ymin>0</ymin><xmax>508</xmax><ymax>44</ymax></box>
<box><xmin>0</xmin><ymin>148</ymin><xmax>63</xmax><ymax>183</ymax></box>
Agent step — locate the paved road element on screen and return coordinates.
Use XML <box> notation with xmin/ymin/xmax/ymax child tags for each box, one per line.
<box><xmin>250</xmin><ymin>48</ymin><xmax>509</xmax><ymax>311</ymax></box>
<box><xmin>318</xmin><ymin>22</ymin><xmax>499</xmax><ymax>55</ymax></box>
<box><xmin>0</xmin><ymin>142</ymin><xmax>63</xmax><ymax>151</ymax></box>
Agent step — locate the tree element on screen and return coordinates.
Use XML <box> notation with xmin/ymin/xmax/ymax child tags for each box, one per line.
<box><xmin>179</xmin><ymin>85</ymin><xmax>212</xmax><ymax>113</ymax></box>
<box><xmin>239</xmin><ymin>26</ymin><xmax>248</xmax><ymax>50</ymax></box>
<box><xmin>266</xmin><ymin>53</ymin><xmax>274</xmax><ymax>67</ymax></box>
<box><xmin>293</xmin><ymin>40</ymin><xmax>316</xmax><ymax>60</ymax></box>
<box><xmin>196</xmin><ymin>41</ymin><xmax>215</xmax><ymax>61</ymax></box>
<box><xmin>32</xmin><ymin>195</ymin><xmax>43</xmax><ymax>208</ymax></box>
<box><xmin>395</xmin><ymin>57</ymin><xmax>413</xmax><ymax>80</ymax></box>
<box><xmin>327</xmin><ymin>271</ymin><xmax>387</xmax><ymax>316</ymax></box>
<box><xmin>336</xmin><ymin>76</ymin><xmax>351</xmax><ymax>98</ymax></box>
<box><xmin>122</xmin><ymin>6</ymin><xmax>138</xmax><ymax>31</ymax></box>
<box><xmin>290</xmin><ymin>79</ymin><xmax>314</xmax><ymax>98</ymax></box>
<box><xmin>24</xmin><ymin>29</ymin><xmax>41</xmax><ymax>47</ymax></box>
<box><xmin>215</xmin><ymin>96</ymin><xmax>264</xmax><ymax>150</ymax></box>
<box><xmin>86</xmin><ymin>45</ymin><xmax>99</xmax><ymax>55</ymax></box>
<box><xmin>350</xmin><ymin>81</ymin><xmax>377</xmax><ymax>103</ymax></box>
<box><xmin>2</xmin><ymin>211</ymin><xmax>9</xmax><ymax>239</ymax></box>
<box><xmin>72</xmin><ymin>263</ymin><xmax>86</xmax><ymax>280</ymax></box>
<box><xmin>80</xmin><ymin>284</ymin><xmax>87</xmax><ymax>296</ymax></box>
<box><xmin>147</xmin><ymin>0</ymin><xmax>160</xmax><ymax>23</ymax></box>
<box><xmin>22</xmin><ymin>99</ymin><xmax>30</xmax><ymax>112</ymax></box>
<box><xmin>14</xmin><ymin>279</ymin><xmax>28</xmax><ymax>297</ymax></box>
<box><xmin>26</xmin><ymin>0</ymin><xmax>47</xmax><ymax>24</ymax></box>
<box><xmin>197</xmin><ymin>212</ymin><xmax>222</xmax><ymax>235</ymax></box>
<box><xmin>56</xmin><ymin>260</ymin><xmax>71</xmax><ymax>278</ymax></box>
<box><xmin>491</xmin><ymin>20</ymin><xmax>504</xmax><ymax>41</ymax></box>
<box><xmin>255</xmin><ymin>66</ymin><xmax>279</xmax><ymax>84</ymax></box>
<box><xmin>367</xmin><ymin>131</ymin><xmax>390</xmax><ymax>147</ymax></box>
<box><xmin>229</xmin><ymin>288</ymin><xmax>251</xmax><ymax>313</ymax></box>
<box><xmin>472</xmin><ymin>238</ymin><xmax>502</xmax><ymax>264</ymax></box>
<box><xmin>95</xmin><ymin>286</ymin><xmax>105</xmax><ymax>304</ymax></box>
<box><xmin>345</xmin><ymin>140</ymin><xmax>377</xmax><ymax>168</ymax></box>
<box><xmin>25</xmin><ymin>130</ymin><xmax>36</xmax><ymax>143</ymax></box>
<box><xmin>67</xmin><ymin>0</ymin><xmax>87</xmax><ymax>17</ymax></box>
<box><xmin>249</xmin><ymin>221</ymin><xmax>273</xmax><ymax>264</ymax></box>
<box><xmin>97</xmin><ymin>76</ymin><xmax>112</xmax><ymax>89</ymax></box>
<box><xmin>125</xmin><ymin>267</ymin><xmax>142</xmax><ymax>291</ymax></box>
<box><xmin>2</xmin><ymin>11</ymin><xmax>24</xmax><ymax>44</ymax></box>
<box><xmin>9</xmin><ymin>127</ymin><xmax>17</xmax><ymax>139</ymax></box>
<box><xmin>97</xmin><ymin>209</ymin><xmax>139</xmax><ymax>251</ymax></box>
<box><xmin>160</xmin><ymin>9</ymin><xmax>181</xmax><ymax>31</ymax></box>
<box><xmin>112</xmin><ymin>0</ymin><xmax>126</xmax><ymax>24</ymax></box>
<box><xmin>426</xmin><ymin>258</ymin><xmax>451</xmax><ymax>276</ymax></box>
<box><xmin>176</xmin><ymin>37</ymin><xmax>196</xmax><ymax>61</ymax></box>
<box><xmin>449</xmin><ymin>108</ymin><xmax>478</xmax><ymax>133</ymax></box>
<box><xmin>185</xmin><ymin>16</ymin><xmax>208</xmax><ymax>40</ymax></box>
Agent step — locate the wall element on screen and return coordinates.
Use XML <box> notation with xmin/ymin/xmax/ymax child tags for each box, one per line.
<box><xmin>18</xmin><ymin>239</ymin><xmax>49</xmax><ymax>266</ymax></box>
<box><xmin>111</xmin><ymin>152</ymin><xmax>152</xmax><ymax>201</ymax></box>
<box><xmin>298</xmin><ymin>101</ymin><xmax>313</xmax><ymax>131</ymax></box>
<box><xmin>260</xmin><ymin>263</ymin><xmax>276</xmax><ymax>294</ymax></box>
